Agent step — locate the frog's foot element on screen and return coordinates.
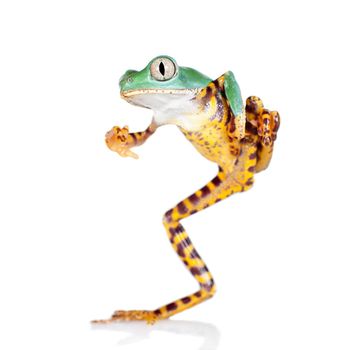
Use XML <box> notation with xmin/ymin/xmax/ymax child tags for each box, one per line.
<box><xmin>105</xmin><ymin>125</ymin><xmax>139</xmax><ymax>159</ymax></box>
<box><xmin>91</xmin><ymin>310</ymin><xmax>159</xmax><ymax>325</ymax></box>
<box><xmin>257</xmin><ymin>109</ymin><xmax>280</xmax><ymax>147</ymax></box>
<box><xmin>245</xmin><ymin>96</ymin><xmax>280</xmax><ymax>172</ymax></box>
<box><xmin>246</xmin><ymin>96</ymin><xmax>280</xmax><ymax>146</ymax></box>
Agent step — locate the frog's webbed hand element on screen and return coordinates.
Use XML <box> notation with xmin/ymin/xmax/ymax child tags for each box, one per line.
<box><xmin>105</xmin><ymin>123</ymin><xmax>157</xmax><ymax>159</ymax></box>
<box><xmin>245</xmin><ymin>96</ymin><xmax>280</xmax><ymax>172</ymax></box>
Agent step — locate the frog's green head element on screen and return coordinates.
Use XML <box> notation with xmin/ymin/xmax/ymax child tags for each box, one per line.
<box><xmin>119</xmin><ymin>56</ymin><xmax>211</xmax><ymax>106</ymax></box>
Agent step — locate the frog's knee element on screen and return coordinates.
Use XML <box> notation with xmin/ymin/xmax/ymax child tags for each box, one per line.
<box><xmin>202</xmin><ymin>279</ymin><xmax>217</xmax><ymax>297</ymax></box>
<box><xmin>163</xmin><ymin>209</ymin><xmax>174</xmax><ymax>225</ymax></box>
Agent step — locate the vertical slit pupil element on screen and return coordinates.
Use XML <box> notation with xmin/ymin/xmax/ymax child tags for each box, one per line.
<box><xmin>159</xmin><ymin>62</ymin><xmax>165</xmax><ymax>76</ymax></box>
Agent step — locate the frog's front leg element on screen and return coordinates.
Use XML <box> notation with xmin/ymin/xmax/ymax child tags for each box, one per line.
<box><xmin>105</xmin><ymin>122</ymin><xmax>157</xmax><ymax>159</ymax></box>
<box><xmin>92</xmin><ymin>167</ymin><xmax>254</xmax><ymax>324</ymax></box>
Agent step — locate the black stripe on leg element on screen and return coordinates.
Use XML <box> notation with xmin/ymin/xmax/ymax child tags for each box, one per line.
<box><xmin>177</xmin><ymin>201</ymin><xmax>188</xmax><ymax>214</ymax></box>
<box><xmin>194</xmin><ymin>291</ymin><xmax>202</xmax><ymax>298</ymax></box>
<box><xmin>188</xmin><ymin>193</ymin><xmax>200</xmax><ymax>205</ymax></box>
<box><xmin>166</xmin><ymin>302</ymin><xmax>178</xmax><ymax>312</ymax></box>
<box><xmin>201</xmin><ymin>186</ymin><xmax>211</xmax><ymax>198</ymax></box>
<box><xmin>154</xmin><ymin>309</ymin><xmax>162</xmax><ymax>316</ymax></box>
<box><xmin>131</xmin><ymin>133</ymin><xmax>137</xmax><ymax>144</ymax></box>
<box><xmin>212</xmin><ymin>176</ymin><xmax>222</xmax><ymax>187</ymax></box>
<box><xmin>181</xmin><ymin>296</ymin><xmax>191</xmax><ymax>304</ymax></box>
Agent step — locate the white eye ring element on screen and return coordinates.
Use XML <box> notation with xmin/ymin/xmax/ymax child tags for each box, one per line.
<box><xmin>150</xmin><ymin>57</ymin><xmax>177</xmax><ymax>81</ymax></box>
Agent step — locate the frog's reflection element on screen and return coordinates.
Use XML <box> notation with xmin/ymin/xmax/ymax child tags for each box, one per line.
<box><xmin>92</xmin><ymin>319</ymin><xmax>220</xmax><ymax>350</ymax></box>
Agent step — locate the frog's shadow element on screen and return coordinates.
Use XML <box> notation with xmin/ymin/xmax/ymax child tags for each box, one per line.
<box><xmin>91</xmin><ymin>319</ymin><xmax>220</xmax><ymax>350</ymax></box>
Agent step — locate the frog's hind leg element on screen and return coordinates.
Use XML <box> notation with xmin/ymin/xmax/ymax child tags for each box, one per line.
<box><xmin>152</xmin><ymin>221</ymin><xmax>216</xmax><ymax>320</ymax></box>
<box><xmin>91</xmin><ymin>166</ymin><xmax>255</xmax><ymax>324</ymax></box>
<box><xmin>155</xmin><ymin>166</ymin><xmax>256</xmax><ymax>320</ymax></box>
<box><xmin>92</xmin><ymin>218</ymin><xmax>217</xmax><ymax>325</ymax></box>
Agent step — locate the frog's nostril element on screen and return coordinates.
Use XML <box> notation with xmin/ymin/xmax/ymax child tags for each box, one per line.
<box><xmin>120</xmin><ymin>70</ymin><xmax>137</xmax><ymax>89</ymax></box>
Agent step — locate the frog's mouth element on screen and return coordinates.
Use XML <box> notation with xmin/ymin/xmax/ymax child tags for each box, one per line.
<box><xmin>121</xmin><ymin>88</ymin><xmax>200</xmax><ymax>110</ymax></box>
<box><xmin>121</xmin><ymin>88</ymin><xmax>199</xmax><ymax>99</ymax></box>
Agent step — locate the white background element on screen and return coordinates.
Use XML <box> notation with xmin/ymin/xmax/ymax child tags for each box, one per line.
<box><xmin>1</xmin><ymin>1</ymin><xmax>349</xmax><ymax>349</ymax></box>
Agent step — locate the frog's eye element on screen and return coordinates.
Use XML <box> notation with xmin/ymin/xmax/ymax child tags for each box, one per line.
<box><xmin>150</xmin><ymin>57</ymin><xmax>177</xmax><ymax>81</ymax></box>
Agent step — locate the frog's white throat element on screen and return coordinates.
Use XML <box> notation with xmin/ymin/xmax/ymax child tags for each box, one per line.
<box><xmin>121</xmin><ymin>89</ymin><xmax>201</xmax><ymax>127</ymax></box>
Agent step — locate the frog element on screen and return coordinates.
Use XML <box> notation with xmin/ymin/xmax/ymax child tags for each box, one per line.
<box><xmin>93</xmin><ymin>56</ymin><xmax>280</xmax><ymax>324</ymax></box>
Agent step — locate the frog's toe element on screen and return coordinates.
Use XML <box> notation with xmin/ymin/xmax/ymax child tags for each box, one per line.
<box><xmin>246</xmin><ymin>96</ymin><xmax>264</xmax><ymax>115</ymax></box>
<box><xmin>258</xmin><ymin>110</ymin><xmax>280</xmax><ymax>146</ymax></box>
<box><xmin>91</xmin><ymin>310</ymin><xmax>158</xmax><ymax>325</ymax></box>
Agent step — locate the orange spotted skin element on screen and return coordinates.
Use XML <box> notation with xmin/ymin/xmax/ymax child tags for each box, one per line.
<box><xmin>95</xmin><ymin>74</ymin><xmax>280</xmax><ymax>324</ymax></box>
